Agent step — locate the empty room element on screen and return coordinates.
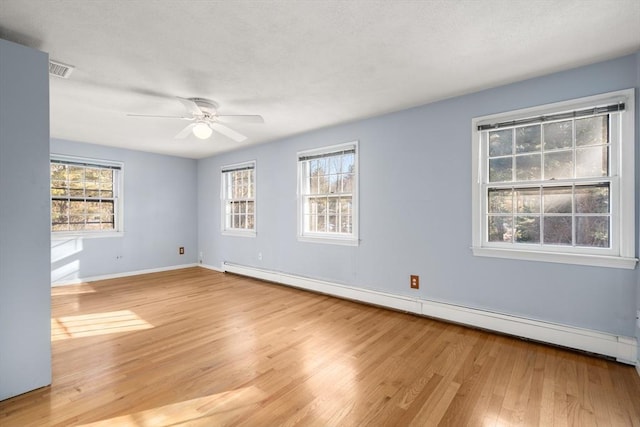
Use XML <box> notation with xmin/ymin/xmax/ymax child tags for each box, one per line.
<box><xmin>1</xmin><ymin>1</ymin><xmax>640</xmax><ymax>425</ymax></box>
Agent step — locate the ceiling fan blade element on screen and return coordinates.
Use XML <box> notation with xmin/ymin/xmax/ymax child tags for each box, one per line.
<box><xmin>217</xmin><ymin>114</ymin><xmax>264</xmax><ymax>124</ymax></box>
<box><xmin>176</xmin><ymin>97</ymin><xmax>203</xmax><ymax>116</ymax></box>
<box><xmin>127</xmin><ymin>114</ymin><xmax>193</xmax><ymax>120</ymax></box>
<box><xmin>175</xmin><ymin>123</ymin><xmax>197</xmax><ymax>139</ymax></box>
<box><xmin>210</xmin><ymin>123</ymin><xmax>247</xmax><ymax>142</ymax></box>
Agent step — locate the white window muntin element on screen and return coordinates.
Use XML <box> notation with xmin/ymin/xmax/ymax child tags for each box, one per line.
<box><xmin>297</xmin><ymin>141</ymin><xmax>359</xmax><ymax>245</ymax></box>
<box><xmin>50</xmin><ymin>154</ymin><xmax>124</xmax><ymax>238</ymax></box>
<box><xmin>472</xmin><ymin>89</ymin><xmax>636</xmax><ymax>269</ymax></box>
<box><xmin>221</xmin><ymin>161</ymin><xmax>256</xmax><ymax>237</ymax></box>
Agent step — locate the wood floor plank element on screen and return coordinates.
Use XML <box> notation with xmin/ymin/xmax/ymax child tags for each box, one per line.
<box><xmin>1</xmin><ymin>267</ymin><xmax>639</xmax><ymax>426</ymax></box>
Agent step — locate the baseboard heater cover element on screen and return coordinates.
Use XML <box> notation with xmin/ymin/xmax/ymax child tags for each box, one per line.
<box><xmin>222</xmin><ymin>262</ymin><xmax>638</xmax><ymax>366</ymax></box>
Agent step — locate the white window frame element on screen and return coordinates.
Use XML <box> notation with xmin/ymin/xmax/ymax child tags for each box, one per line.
<box><xmin>471</xmin><ymin>89</ymin><xmax>636</xmax><ymax>269</ymax></box>
<box><xmin>220</xmin><ymin>160</ymin><xmax>256</xmax><ymax>237</ymax></box>
<box><xmin>297</xmin><ymin>141</ymin><xmax>359</xmax><ymax>246</ymax></box>
<box><xmin>50</xmin><ymin>154</ymin><xmax>124</xmax><ymax>239</ymax></box>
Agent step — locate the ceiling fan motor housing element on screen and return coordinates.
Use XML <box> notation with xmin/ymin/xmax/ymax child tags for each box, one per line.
<box><xmin>190</xmin><ymin>98</ymin><xmax>218</xmax><ymax>115</ymax></box>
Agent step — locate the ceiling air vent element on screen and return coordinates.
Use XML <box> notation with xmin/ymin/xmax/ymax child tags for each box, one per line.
<box><xmin>49</xmin><ymin>60</ymin><xmax>74</xmax><ymax>78</ymax></box>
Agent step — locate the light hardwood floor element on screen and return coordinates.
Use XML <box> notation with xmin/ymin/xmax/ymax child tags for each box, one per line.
<box><xmin>1</xmin><ymin>267</ymin><xmax>639</xmax><ymax>426</ymax></box>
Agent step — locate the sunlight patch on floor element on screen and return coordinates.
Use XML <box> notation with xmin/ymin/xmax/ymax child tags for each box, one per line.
<box><xmin>52</xmin><ymin>310</ymin><xmax>153</xmax><ymax>341</ymax></box>
<box><xmin>51</xmin><ymin>284</ymin><xmax>96</xmax><ymax>296</ymax></box>
<box><xmin>78</xmin><ymin>386</ymin><xmax>266</xmax><ymax>426</ymax></box>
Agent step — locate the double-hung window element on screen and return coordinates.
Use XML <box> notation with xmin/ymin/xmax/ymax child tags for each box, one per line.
<box><xmin>298</xmin><ymin>142</ymin><xmax>358</xmax><ymax>245</ymax></box>
<box><xmin>50</xmin><ymin>155</ymin><xmax>123</xmax><ymax>236</ymax></box>
<box><xmin>221</xmin><ymin>161</ymin><xmax>256</xmax><ymax>236</ymax></box>
<box><xmin>472</xmin><ymin>89</ymin><xmax>636</xmax><ymax>269</ymax></box>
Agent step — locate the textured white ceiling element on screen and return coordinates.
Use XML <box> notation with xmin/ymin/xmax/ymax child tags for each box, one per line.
<box><xmin>1</xmin><ymin>0</ymin><xmax>639</xmax><ymax>159</ymax></box>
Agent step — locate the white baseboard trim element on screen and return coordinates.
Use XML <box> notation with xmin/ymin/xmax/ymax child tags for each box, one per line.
<box><xmin>199</xmin><ymin>263</ymin><xmax>224</xmax><ymax>273</ymax></box>
<box><xmin>223</xmin><ymin>262</ymin><xmax>638</xmax><ymax>365</ymax></box>
<box><xmin>51</xmin><ymin>263</ymin><xmax>199</xmax><ymax>286</ymax></box>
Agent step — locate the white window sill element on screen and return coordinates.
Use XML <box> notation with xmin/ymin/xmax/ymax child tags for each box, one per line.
<box><xmin>298</xmin><ymin>234</ymin><xmax>359</xmax><ymax>246</ymax></box>
<box><xmin>222</xmin><ymin>229</ymin><xmax>256</xmax><ymax>238</ymax></box>
<box><xmin>472</xmin><ymin>246</ymin><xmax>637</xmax><ymax>269</ymax></box>
<box><xmin>52</xmin><ymin>231</ymin><xmax>124</xmax><ymax>240</ymax></box>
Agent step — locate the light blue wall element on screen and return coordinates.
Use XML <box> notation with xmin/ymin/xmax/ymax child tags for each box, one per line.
<box><xmin>51</xmin><ymin>139</ymin><xmax>198</xmax><ymax>283</ymax></box>
<box><xmin>198</xmin><ymin>52</ymin><xmax>640</xmax><ymax>338</ymax></box>
<box><xmin>0</xmin><ymin>39</ymin><xmax>51</xmax><ymax>400</ymax></box>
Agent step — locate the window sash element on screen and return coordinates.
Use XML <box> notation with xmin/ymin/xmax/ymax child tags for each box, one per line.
<box><xmin>221</xmin><ymin>162</ymin><xmax>255</xmax><ymax>233</ymax></box>
<box><xmin>298</xmin><ymin>143</ymin><xmax>357</xmax><ymax>242</ymax></box>
<box><xmin>50</xmin><ymin>156</ymin><xmax>122</xmax><ymax>234</ymax></box>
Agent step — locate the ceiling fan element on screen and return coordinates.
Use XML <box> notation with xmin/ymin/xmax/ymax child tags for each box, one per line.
<box><xmin>127</xmin><ymin>97</ymin><xmax>264</xmax><ymax>142</ymax></box>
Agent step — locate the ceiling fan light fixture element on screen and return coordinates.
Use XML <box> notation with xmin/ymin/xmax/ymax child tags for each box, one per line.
<box><xmin>192</xmin><ymin>122</ymin><xmax>213</xmax><ymax>139</ymax></box>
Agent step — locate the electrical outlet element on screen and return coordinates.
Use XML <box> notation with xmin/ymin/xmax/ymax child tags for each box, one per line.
<box><xmin>258</xmin><ymin>252</ymin><xmax>263</xmax><ymax>261</ymax></box>
<box><xmin>179</xmin><ymin>247</ymin><xmax>184</xmax><ymax>255</ymax></box>
<box><xmin>410</xmin><ymin>275</ymin><xmax>419</xmax><ymax>289</ymax></box>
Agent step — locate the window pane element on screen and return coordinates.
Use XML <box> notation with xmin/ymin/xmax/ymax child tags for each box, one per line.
<box><xmin>51</xmin><ymin>164</ymin><xmax>67</xmax><ymax>180</ymax></box>
<box><xmin>543</xmin><ymin>216</ymin><xmax>572</xmax><ymax>245</ymax></box>
<box><xmin>86</xmin><ymin>201</ymin><xmax>101</xmax><ymax>214</ymax></box>
<box><xmin>488</xmin><ymin>216</ymin><xmax>512</xmax><ymax>242</ymax></box>
<box><xmin>51</xmin><ymin>200</ymin><xmax>69</xmax><ymax>225</ymax></box>
<box><xmin>69</xmin><ymin>215</ymin><xmax>84</xmax><ymax>227</ymax></box>
<box><xmin>543</xmin><ymin>121</ymin><xmax>572</xmax><ymax>150</ymax></box>
<box><xmin>342</xmin><ymin>173</ymin><xmax>354</xmax><ymax>192</ymax></box>
<box><xmin>329</xmin><ymin>156</ymin><xmax>340</xmax><ymax>175</ymax></box>
<box><xmin>247</xmin><ymin>214</ymin><xmax>255</xmax><ymax>230</ymax></box>
<box><xmin>488</xmin><ymin>129</ymin><xmax>513</xmax><ymax>157</ymax></box>
<box><xmin>515</xmin><ymin>125</ymin><xmax>541</xmax><ymax>154</ymax></box>
<box><xmin>340</xmin><ymin>215</ymin><xmax>352</xmax><ymax>233</ymax></box>
<box><xmin>544</xmin><ymin>151</ymin><xmax>573</xmax><ymax>180</ymax></box>
<box><xmin>99</xmin><ymin>169</ymin><xmax>113</xmax><ymax>182</ymax></box>
<box><xmin>515</xmin><ymin>216</ymin><xmax>540</xmax><ymax>243</ymax></box>
<box><xmin>576</xmin><ymin>116</ymin><xmax>608</xmax><ymax>146</ymax></box>
<box><xmin>85</xmin><ymin>168</ymin><xmax>99</xmax><ymax>181</ymax></box>
<box><xmin>69</xmin><ymin>181</ymin><xmax>84</xmax><ymax>197</ymax></box>
<box><xmin>318</xmin><ymin>174</ymin><xmax>329</xmax><ymax>193</ymax></box>
<box><xmin>101</xmin><ymin>221</ymin><xmax>114</xmax><ymax>230</ymax></box>
<box><xmin>576</xmin><ymin>216</ymin><xmax>609</xmax><ymax>247</ymax></box>
<box><xmin>317</xmin><ymin>215</ymin><xmax>326</xmax><ymax>232</ymax></box>
<box><xmin>515</xmin><ymin>188</ymin><xmax>540</xmax><ymax>213</ymax></box>
<box><xmin>575</xmin><ymin>184</ymin><xmax>609</xmax><ymax>214</ymax></box>
<box><xmin>68</xmin><ymin>166</ymin><xmax>84</xmax><ymax>181</ymax></box>
<box><xmin>329</xmin><ymin>174</ymin><xmax>338</xmax><ymax>193</ymax></box>
<box><xmin>51</xmin><ymin>180</ymin><xmax>68</xmax><ymax>196</ymax></box>
<box><xmin>69</xmin><ymin>201</ymin><xmax>86</xmax><ymax>215</ymax></box>
<box><xmin>576</xmin><ymin>146</ymin><xmax>608</xmax><ymax>178</ymax></box>
<box><xmin>488</xmin><ymin>189</ymin><xmax>513</xmax><ymax>214</ymax></box>
<box><xmin>328</xmin><ymin>215</ymin><xmax>337</xmax><ymax>232</ymax></box>
<box><xmin>489</xmin><ymin>158</ymin><xmax>512</xmax><ymax>182</ymax></box>
<box><xmin>327</xmin><ymin>198</ymin><xmax>337</xmax><ymax>214</ymax></box>
<box><xmin>316</xmin><ymin>198</ymin><xmax>326</xmax><ymax>215</ymax></box>
<box><xmin>543</xmin><ymin>187</ymin><xmax>572</xmax><ymax>213</ymax></box>
<box><xmin>342</xmin><ymin>154</ymin><xmax>355</xmax><ymax>173</ymax></box>
<box><xmin>515</xmin><ymin>154</ymin><xmax>541</xmax><ymax>181</ymax></box>
<box><xmin>247</xmin><ymin>201</ymin><xmax>254</xmax><ymax>214</ymax></box>
<box><xmin>340</xmin><ymin>197</ymin><xmax>352</xmax><ymax>215</ymax></box>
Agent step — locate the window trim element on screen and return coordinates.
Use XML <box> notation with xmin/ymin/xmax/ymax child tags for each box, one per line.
<box><xmin>471</xmin><ymin>89</ymin><xmax>636</xmax><ymax>269</ymax></box>
<box><xmin>220</xmin><ymin>160</ymin><xmax>257</xmax><ymax>238</ymax></box>
<box><xmin>50</xmin><ymin>154</ymin><xmax>124</xmax><ymax>240</ymax></box>
<box><xmin>297</xmin><ymin>141</ymin><xmax>359</xmax><ymax>246</ymax></box>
